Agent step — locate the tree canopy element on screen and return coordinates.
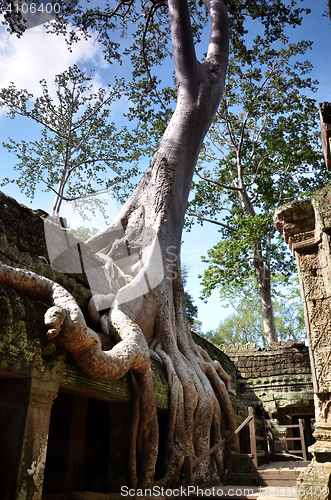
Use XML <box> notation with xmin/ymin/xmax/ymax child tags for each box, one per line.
<box><xmin>0</xmin><ymin>65</ymin><xmax>140</xmax><ymax>216</ymax></box>
<box><xmin>187</xmin><ymin>32</ymin><xmax>331</xmax><ymax>347</ymax></box>
<box><xmin>1</xmin><ymin>0</ymin><xmax>311</xmax><ymax>144</ymax></box>
<box><xmin>206</xmin><ymin>293</ymin><xmax>306</xmax><ymax>348</ymax></box>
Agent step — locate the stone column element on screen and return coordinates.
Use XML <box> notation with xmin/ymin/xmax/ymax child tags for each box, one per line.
<box><xmin>0</xmin><ymin>375</ymin><xmax>59</xmax><ymax>500</ymax></box>
<box><xmin>274</xmin><ymin>187</ymin><xmax>331</xmax><ymax>500</ymax></box>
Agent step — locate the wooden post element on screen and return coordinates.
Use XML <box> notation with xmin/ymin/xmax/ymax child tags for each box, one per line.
<box><xmin>224</xmin><ymin>429</ymin><xmax>231</xmax><ymax>485</ymax></box>
<box><xmin>298</xmin><ymin>418</ymin><xmax>307</xmax><ymax>461</ymax></box>
<box><xmin>249</xmin><ymin>407</ymin><xmax>258</xmax><ymax>473</ymax></box>
<box><xmin>184</xmin><ymin>456</ymin><xmax>193</xmax><ymax>488</ymax></box>
<box><xmin>261</xmin><ymin>416</ymin><xmax>270</xmax><ymax>465</ymax></box>
<box><xmin>267</xmin><ymin>421</ymin><xmax>276</xmax><ymax>462</ymax></box>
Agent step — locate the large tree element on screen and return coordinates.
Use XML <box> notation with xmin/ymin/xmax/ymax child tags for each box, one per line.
<box><xmin>0</xmin><ymin>0</ymin><xmax>313</xmax><ymax>490</ymax></box>
<box><xmin>187</xmin><ymin>34</ymin><xmax>331</xmax><ymax>348</ymax></box>
<box><xmin>0</xmin><ymin>65</ymin><xmax>138</xmax><ymax>217</ymax></box>
<box><xmin>0</xmin><ymin>0</ymin><xmax>237</xmax><ymax>488</ymax></box>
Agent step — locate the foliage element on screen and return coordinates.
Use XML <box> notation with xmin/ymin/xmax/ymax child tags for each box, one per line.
<box><xmin>187</xmin><ymin>33</ymin><xmax>331</xmax><ymax>343</ymax></box>
<box><xmin>0</xmin><ymin>0</ymin><xmax>314</xmax><ymax>219</ymax></box>
<box><xmin>182</xmin><ymin>266</ymin><xmax>200</xmax><ymax>330</ymax></box>
<box><xmin>207</xmin><ymin>295</ymin><xmax>306</xmax><ymax>348</ymax></box>
<box><xmin>69</xmin><ymin>226</ymin><xmax>99</xmax><ymax>242</ymax></box>
<box><xmin>185</xmin><ymin>291</ymin><xmax>199</xmax><ymax>329</ymax></box>
<box><xmin>1</xmin><ymin>0</ymin><xmax>310</xmax><ymax>56</ymax></box>
<box><xmin>274</xmin><ymin>299</ymin><xmax>306</xmax><ymax>342</ymax></box>
<box><xmin>1</xmin><ymin>0</ymin><xmax>311</xmax><ymax>156</ymax></box>
<box><xmin>0</xmin><ymin>65</ymin><xmax>140</xmax><ymax>216</ymax></box>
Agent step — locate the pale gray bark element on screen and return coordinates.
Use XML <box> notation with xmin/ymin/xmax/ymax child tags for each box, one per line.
<box><xmin>253</xmin><ymin>250</ymin><xmax>278</xmax><ymax>347</ymax></box>
<box><xmin>0</xmin><ymin>0</ymin><xmax>237</xmax><ymax>488</ymax></box>
<box><xmin>85</xmin><ymin>0</ymin><xmax>237</xmax><ymax>486</ymax></box>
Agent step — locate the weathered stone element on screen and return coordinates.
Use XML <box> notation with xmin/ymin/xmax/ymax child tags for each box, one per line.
<box><xmin>275</xmin><ymin>183</ymin><xmax>331</xmax><ymax>497</ymax></box>
<box><xmin>297</xmin><ymin>460</ymin><xmax>331</xmax><ymax>500</ymax></box>
<box><xmin>0</xmin><ymin>191</ymin><xmax>317</xmax><ymax>497</ymax></box>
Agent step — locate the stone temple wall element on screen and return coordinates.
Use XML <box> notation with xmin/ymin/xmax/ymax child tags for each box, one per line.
<box><xmin>0</xmin><ymin>190</ymin><xmax>316</xmax><ymax>499</ymax></box>
<box><xmin>222</xmin><ymin>342</ymin><xmax>313</xmax><ymax>417</ymax></box>
<box><xmin>274</xmin><ymin>181</ymin><xmax>331</xmax><ymax>499</ymax></box>
<box><xmin>0</xmin><ymin>191</ymin><xmax>170</xmax><ymax>499</ymax></box>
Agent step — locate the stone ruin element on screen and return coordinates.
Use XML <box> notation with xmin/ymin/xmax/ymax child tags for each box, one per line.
<box><xmin>0</xmin><ymin>188</ymin><xmax>316</xmax><ymax>498</ymax></box>
<box><xmin>2</xmin><ymin>100</ymin><xmax>331</xmax><ymax>496</ymax></box>
<box><xmin>274</xmin><ymin>102</ymin><xmax>331</xmax><ymax>500</ymax></box>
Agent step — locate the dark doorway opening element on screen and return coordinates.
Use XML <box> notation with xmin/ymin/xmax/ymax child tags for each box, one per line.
<box><xmin>43</xmin><ymin>391</ymin><xmax>111</xmax><ymax>495</ymax></box>
<box><xmin>82</xmin><ymin>398</ymin><xmax>111</xmax><ymax>492</ymax></box>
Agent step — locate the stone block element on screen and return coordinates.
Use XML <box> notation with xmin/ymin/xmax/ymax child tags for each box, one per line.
<box><xmin>297</xmin><ymin>461</ymin><xmax>331</xmax><ymax>500</ymax></box>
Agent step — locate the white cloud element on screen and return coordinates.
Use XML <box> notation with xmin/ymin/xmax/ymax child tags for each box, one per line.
<box><xmin>0</xmin><ymin>19</ymin><xmax>104</xmax><ymax>96</ymax></box>
<box><xmin>0</xmin><ymin>19</ymin><xmax>132</xmax><ymax>121</ymax></box>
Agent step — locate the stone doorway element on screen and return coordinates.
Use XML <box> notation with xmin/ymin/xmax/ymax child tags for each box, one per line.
<box><xmin>42</xmin><ymin>391</ymin><xmax>131</xmax><ymax>496</ymax></box>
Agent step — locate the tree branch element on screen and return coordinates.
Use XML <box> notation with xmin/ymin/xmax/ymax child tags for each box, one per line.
<box><xmin>223</xmin><ymin>101</ymin><xmax>238</xmax><ymax>150</ymax></box>
<box><xmin>71</xmin><ymin>94</ymin><xmax>115</xmax><ymax>132</ymax></box>
<box><xmin>247</xmin><ymin>154</ymin><xmax>268</xmax><ymax>187</ymax></box>
<box><xmin>41</xmin><ymin>177</ymin><xmax>112</xmax><ymax>203</ymax></box>
<box><xmin>204</xmin><ymin>0</ymin><xmax>229</xmax><ymax>76</ymax></box>
<box><xmin>248</xmin><ymin>112</ymin><xmax>270</xmax><ymax>162</ymax></box>
<box><xmin>67</xmin><ymin>155</ymin><xmax>125</xmax><ymax>172</ymax></box>
<box><xmin>7</xmin><ymin>107</ymin><xmax>67</xmax><ymax>138</ymax></box>
<box><xmin>190</xmin><ymin>188</ymin><xmax>232</xmax><ymax>213</ymax></box>
<box><xmin>213</xmin><ymin>122</ymin><xmax>235</xmax><ymax>149</ymax></box>
<box><xmin>195</xmin><ymin>169</ymin><xmax>243</xmax><ymax>191</ymax></box>
<box><xmin>168</xmin><ymin>0</ymin><xmax>198</xmax><ymax>97</ymax></box>
<box><xmin>83</xmin><ymin>0</ymin><xmax>135</xmax><ymax>21</ymax></box>
<box><xmin>186</xmin><ymin>211</ymin><xmax>237</xmax><ymax>231</ymax></box>
<box><xmin>142</xmin><ymin>3</ymin><xmax>167</xmax><ymax>111</ymax></box>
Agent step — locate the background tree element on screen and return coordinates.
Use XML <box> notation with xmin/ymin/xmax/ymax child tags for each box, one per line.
<box><xmin>206</xmin><ymin>295</ymin><xmax>306</xmax><ymax>348</ymax></box>
<box><xmin>187</xmin><ymin>34</ymin><xmax>331</xmax><ymax>348</ymax></box>
<box><xmin>0</xmin><ymin>0</ymin><xmax>314</xmax><ymax>489</ymax></box>
<box><xmin>0</xmin><ymin>65</ymin><xmax>139</xmax><ymax>216</ymax></box>
<box><xmin>69</xmin><ymin>225</ymin><xmax>99</xmax><ymax>242</ymax></box>
<box><xmin>182</xmin><ymin>266</ymin><xmax>203</xmax><ymax>332</ymax></box>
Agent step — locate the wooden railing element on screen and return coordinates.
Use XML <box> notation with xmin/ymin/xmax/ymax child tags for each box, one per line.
<box><xmin>226</xmin><ymin>406</ymin><xmax>269</xmax><ymax>484</ymax></box>
<box><xmin>184</xmin><ymin>407</ymin><xmax>307</xmax><ymax>487</ymax></box>
<box><xmin>268</xmin><ymin>419</ymin><xmax>307</xmax><ymax>461</ymax></box>
<box><xmin>185</xmin><ymin>407</ymin><xmax>259</xmax><ymax>487</ymax></box>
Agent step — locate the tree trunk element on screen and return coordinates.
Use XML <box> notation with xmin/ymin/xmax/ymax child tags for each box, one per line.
<box><xmin>52</xmin><ymin>177</ymin><xmax>65</xmax><ymax>217</ymax></box>
<box><xmin>0</xmin><ymin>0</ymin><xmax>238</xmax><ymax>488</ymax></box>
<box><xmin>253</xmin><ymin>247</ymin><xmax>278</xmax><ymax>348</ymax></box>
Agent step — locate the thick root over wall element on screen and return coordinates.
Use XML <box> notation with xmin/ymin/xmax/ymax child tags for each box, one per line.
<box><xmin>0</xmin><ymin>259</ymin><xmax>237</xmax><ymax>489</ymax></box>
<box><xmin>0</xmin><ymin>0</ymin><xmax>237</xmax><ymax>486</ymax></box>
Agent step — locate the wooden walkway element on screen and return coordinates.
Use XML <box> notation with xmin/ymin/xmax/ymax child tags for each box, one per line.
<box><xmin>257</xmin><ymin>460</ymin><xmax>309</xmax><ymax>487</ymax></box>
<box><xmin>198</xmin><ymin>461</ymin><xmax>310</xmax><ymax>499</ymax></box>
<box><xmin>185</xmin><ymin>407</ymin><xmax>311</xmax><ymax>499</ymax></box>
<box><xmin>186</xmin><ymin>462</ymin><xmax>309</xmax><ymax>499</ymax></box>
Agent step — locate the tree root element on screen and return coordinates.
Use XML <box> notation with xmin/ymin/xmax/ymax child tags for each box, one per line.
<box><xmin>0</xmin><ymin>247</ymin><xmax>238</xmax><ymax>488</ymax></box>
<box><xmin>0</xmin><ymin>263</ymin><xmax>158</xmax><ymax>489</ymax></box>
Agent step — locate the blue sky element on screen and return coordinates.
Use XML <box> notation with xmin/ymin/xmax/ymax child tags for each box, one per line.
<box><xmin>0</xmin><ymin>1</ymin><xmax>330</xmax><ymax>333</ymax></box>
